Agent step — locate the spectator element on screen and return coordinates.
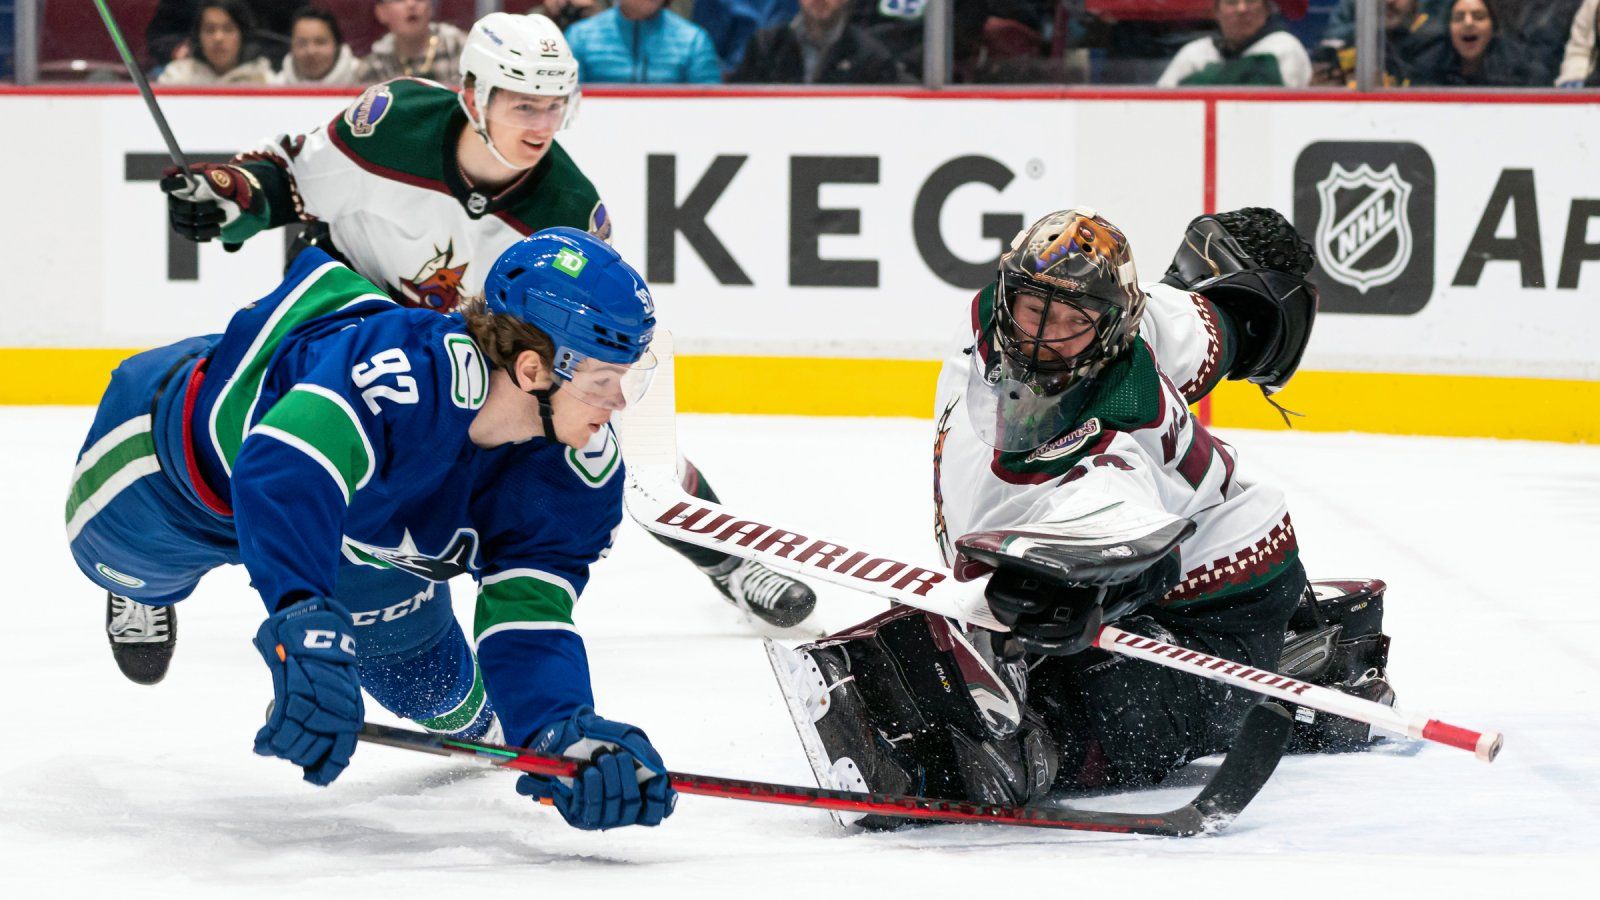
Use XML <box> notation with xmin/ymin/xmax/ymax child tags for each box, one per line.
<box><xmin>1495</xmin><ymin>0</ymin><xmax>1585</xmax><ymax>85</ymax></box>
<box><xmin>1317</xmin><ymin>0</ymin><xmax>1451</xmax><ymax>49</ymax></box>
<box><xmin>566</xmin><ymin>0</ymin><xmax>723</xmax><ymax>83</ymax></box>
<box><xmin>730</xmin><ymin>0</ymin><xmax>903</xmax><ymax>83</ymax></box>
<box><xmin>518</xmin><ymin>0</ymin><xmax>612</xmax><ymax>31</ymax></box>
<box><xmin>1413</xmin><ymin>0</ymin><xmax>1534</xmax><ymax>86</ymax></box>
<box><xmin>273</xmin><ymin>6</ymin><xmax>364</xmax><ymax>85</ymax></box>
<box><xmin>156</xmin><ymin>1</ymin><xmax>273</xmax><ymax>84</ymax></box>
<box><xmin>1557</xmin><ymin>0</ymin><xmax>1599</xmax><ymax>86</ymax></box>
<box><xmin>1157</xmin><ymin>0</ymin><xmax>1312</xmax><ymax>87</ymax></box>
<box><xmin>694</xmin><ymin>0</ymin><xmax>798</xmax><ymax>74</ymax></box>
<box><xmin>849</xmin><ymin>0</ymin><xmax>1051</xmax><ymax>82</ymax></box>
<box><xmin>357</xmin><ymin>0</ymin><xmax>469</xmax><ymax>83</ymax></box>
<box><xmin>1309</xmin><ymin>0</ymin><xmax>1449</xmax><ymax>86</ymax></box>
<box><xmin>1</xmin><ymin>4</ymin><xmax>13</xmax><ymax>82</ymax></box>
<box><xmin>148</xmin><ymin>1</ymin><xmax>293</xmax><ymax>67</ymax></box>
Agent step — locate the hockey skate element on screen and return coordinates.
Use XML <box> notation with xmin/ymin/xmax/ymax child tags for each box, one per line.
<box><xmin>106</xmin><ymin>593</ymin><xmax>176</xmax><ymax>685</ymax></box>
<box><xmin>764</xmin><ymin>639</ymin><xmax>917</xmax><ymax>827</ymax></box>
<box><xmin>765</xmin><ymin>609</ymin><xmax>1057</xmax><ymax>829</ymax></box>
<box><xmin>703</xmin><ymin>557</ymin><xmax>817</xmax><ymax>628</ymax></box>
<box><xmin>1278</xmin><ymin>579</ymin><xmax>1396</xmax><ymax>753</ymax></box>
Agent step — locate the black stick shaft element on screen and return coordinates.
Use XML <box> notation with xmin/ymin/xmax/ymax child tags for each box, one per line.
<box><xmin>91</xmin><ymin>0</ymin><xmax>196</xmax><ymax>182</ymax></box>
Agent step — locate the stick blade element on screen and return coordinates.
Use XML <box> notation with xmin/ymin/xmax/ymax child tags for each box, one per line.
<box><xmin>1187</xmin><ymin>700</ymin><xmax>1293</xmax><ymax>832</ymax></box>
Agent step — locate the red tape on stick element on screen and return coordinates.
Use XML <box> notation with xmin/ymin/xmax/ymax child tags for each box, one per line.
<box><xmin>1421</xmin><ymin>720</ymin><xmax>1502</xmax><ymax>761</ymax></box>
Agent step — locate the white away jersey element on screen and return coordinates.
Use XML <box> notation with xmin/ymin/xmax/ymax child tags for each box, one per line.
<box><xmin>932</xmin><ymin>282</ymin><xmax>1297</xmax><ymax>609</ymax></box>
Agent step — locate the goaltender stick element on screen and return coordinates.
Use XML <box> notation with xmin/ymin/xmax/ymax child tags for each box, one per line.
<box><xmin>771</xmin><ymin>207</ymin><xmax>1397</xmax><ymax>819</ymax></box>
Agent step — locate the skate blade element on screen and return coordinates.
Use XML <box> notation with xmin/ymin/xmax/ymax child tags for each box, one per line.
<box><xmin>763</xmin><ymin>639</ymin><xmax>867</xmax><ymax>829</ymax></box>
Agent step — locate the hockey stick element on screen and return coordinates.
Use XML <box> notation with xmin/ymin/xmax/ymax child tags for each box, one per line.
<box><xmin>613</xmin><ymin>334</ymin><xmax>1505</xmax><ymax>764</ymax></box>
<box><xmin>91</xmin><ymin>0</ymin><xmax>242</xmax><ymax>253</ymax></box>
<box><xmin>357</xmin><ymin>702</ymin><xmax>1291</xmax><ymax>836</ymax></box>
<box><xmin>616</xmin><ymin>331</ymin><xmax>1002</xmax><ymax>629</ymax></box>
<box><xmin>1095</xmin><ymin>624</ymin><xmax>1502</xmax><ymax>761</ymax></box>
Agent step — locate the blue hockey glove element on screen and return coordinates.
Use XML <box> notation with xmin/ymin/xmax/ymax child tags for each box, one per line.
<box><xmin>515</xmin><ymin>707</ymin><xmax>676</xmax><ymax>830</ymax></box>
<box><xmin>252</xmin><ymin>598</ymin><xmax>364</xmax><ymax>786</ymax></box>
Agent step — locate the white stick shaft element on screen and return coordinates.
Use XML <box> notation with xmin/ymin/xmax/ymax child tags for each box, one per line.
<box><xmin>628</xmin><ymin>467</ymin><xmax>1003</xmax><ymax>629</ymax></box>
<box><xmin>618</xmin><ymin>330</ymin><xmax>1000</xmax><ymax>628</ymax></box>
<box><xmin>1097</xmin><ymin>625</ymin><xmax>1502</xmax><ymax>762</ymax></box>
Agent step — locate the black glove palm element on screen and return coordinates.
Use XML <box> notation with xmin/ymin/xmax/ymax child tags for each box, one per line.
<box><xmin>160</xmin><ymin>163</ymin><xmax>260</xmax><ymax>243</ymax></box>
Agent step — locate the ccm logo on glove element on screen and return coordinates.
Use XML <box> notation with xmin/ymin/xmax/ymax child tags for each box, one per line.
<box><xmin>303</xmin><ymin>630</ymin><xmax>357</xmax><ymax>654</ymax></box>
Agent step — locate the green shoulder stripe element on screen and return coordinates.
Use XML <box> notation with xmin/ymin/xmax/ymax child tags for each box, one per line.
<box><xmin>209</xmin><ymin>261</ymin><xmax>388</xmax><ymax>471</ymax></box>
<box><xmin>1080</xmin><ymin>339</ymin><xmax>1164</xmax><ymax>432</ymax></box>
<box><xmin>474</xmin><ymin>569</ymin><xmax>578</xmax><ymax>642</ymax></box>
<box><xmin>330</xmin><ymin>78</ymin><xmax>456</xmax><ymax>183</ymax></box>
<box><xmin>251</xmin><ymin>385</ymin><xmax>375</xmax><ymax>502</ymax></box>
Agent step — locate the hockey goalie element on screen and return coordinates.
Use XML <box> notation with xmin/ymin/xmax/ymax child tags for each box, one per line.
<box><xmin>771</xmin><ymin>207</ymin><xmax>1397</xmax><ymax>825</ymax></box>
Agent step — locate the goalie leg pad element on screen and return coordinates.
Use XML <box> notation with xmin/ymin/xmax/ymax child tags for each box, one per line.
<box><xmin>1279</xmin><ymin>579</ymin><xmax>1396</xmax><ymax>753</ymax></box>
<box><xmin>768</xmin><ymin>608</ymin><xmax>1058</xmax><ymax>827</ymax></box>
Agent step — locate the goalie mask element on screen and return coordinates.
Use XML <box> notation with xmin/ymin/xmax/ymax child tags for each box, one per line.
<box><xmin>967</xmin><ymin>208</ymin><xmax>1148</xmax><ymax>453</ymax></box>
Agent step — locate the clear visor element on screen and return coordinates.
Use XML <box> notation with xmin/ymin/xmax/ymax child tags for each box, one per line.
<box><xmin>964</xmin><ymin>343</ymin><xmax>1078</xmax><ymax>453</ymax></box>
<box><xmin>558</xmin><ymin>350</ymin><xmax>657</xmax><ymax>411</ymax></box>
<box><xmin>485</xmin><ymin>90</ymin><xmax>575</xmax><ymax>133</ymax></box>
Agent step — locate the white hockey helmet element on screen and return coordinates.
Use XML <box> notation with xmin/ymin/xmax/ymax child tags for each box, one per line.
<box><xmin>459</xmin><ymin>13</ymin><xmax>580</xmax><ymax>166</ymax></box>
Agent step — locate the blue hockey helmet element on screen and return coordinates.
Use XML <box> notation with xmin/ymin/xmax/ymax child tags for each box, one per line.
<box><xmin>483</xmin><ymin>227</ymin><xmax>657</xmax><ymax>410</ymax></box>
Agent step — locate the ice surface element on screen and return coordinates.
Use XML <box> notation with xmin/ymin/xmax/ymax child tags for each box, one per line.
<box><xmin>4</xmin><ymin>408</ymin><xmax>1597</xmax><ymax>897</ymax></box>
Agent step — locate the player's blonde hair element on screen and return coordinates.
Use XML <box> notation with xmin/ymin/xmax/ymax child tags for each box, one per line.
<box><xmin>460</xmin><ymin>295</ymin><xmax>556</xmax><ymax>373</ymax></box>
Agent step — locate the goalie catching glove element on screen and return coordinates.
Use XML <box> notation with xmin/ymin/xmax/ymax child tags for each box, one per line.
<box><xmin>1160</xmin><ymin>206</ymin><xmax>1318</xmax><ymax>392</ymax></box>
<box><xmin>956</xmin><ymin>513</ymin><xmax>1194</xmax><ymax>656</ymax></box>
<box><xmin>516</xmin><ymin>707</ymin><xmax>677</xmax><ymax>831</ymax></box>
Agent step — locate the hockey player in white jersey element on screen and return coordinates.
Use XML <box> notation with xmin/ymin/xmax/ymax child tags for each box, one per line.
<box><xmin>116</xmin><ymin>12</ymin><xmax>815</xmax><ymax>685</ymax></box>
<box><xmin>771</xmin><ymin>208</ymin><xmax>1395</xmax><ymax>820</ymax></box>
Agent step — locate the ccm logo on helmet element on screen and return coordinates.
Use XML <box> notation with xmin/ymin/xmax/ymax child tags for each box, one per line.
<box><xmin>303</xmin><ymin>630</ymin><xmax>357</xmax><ymax>655</ymax></box>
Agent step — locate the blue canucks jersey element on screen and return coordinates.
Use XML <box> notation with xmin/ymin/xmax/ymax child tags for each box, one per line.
<box><xmin>190</xmin><ymin>248</ymin><xmax>624</xmax><ymax>745</ymax></box>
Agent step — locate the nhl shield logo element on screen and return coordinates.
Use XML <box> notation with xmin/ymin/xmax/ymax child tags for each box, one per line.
<box><xmin>1315</xmin><ymin>163</ymin><xmax>1413</xmax><ymax>295</ymax></box>
<box><xmin>1294</xmin><ymin>141</ymin><xmax>1434</xmax><ymax>315</ymax></box>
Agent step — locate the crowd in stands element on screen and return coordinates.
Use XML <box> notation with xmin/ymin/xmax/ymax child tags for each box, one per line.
<box><xmin>1304</xmin><ymin>0</ymin><xmax>1593</xmax><ymax>87</ymax></box>
<box><xmin>16</xmin><ymin>0</ymin><xmax>1600</xmax><ymax>88</ymax></box>
<box><xmin>147</xmin><ymin>0</ymin><xmax>467</xmax><ymax>85</ymax></box>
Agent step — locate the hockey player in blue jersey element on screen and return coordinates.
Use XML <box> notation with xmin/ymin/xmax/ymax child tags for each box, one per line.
<box><xmin>65</xmin><ymin>228</ymin><xmax>675</xmax><ymax>830</ymax></box>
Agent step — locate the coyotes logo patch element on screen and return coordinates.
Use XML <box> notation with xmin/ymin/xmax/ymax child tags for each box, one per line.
<box><xmin>398</xmin><ymin>241</ymin><xmax>470</xmax><ymax>312</ymax></box>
